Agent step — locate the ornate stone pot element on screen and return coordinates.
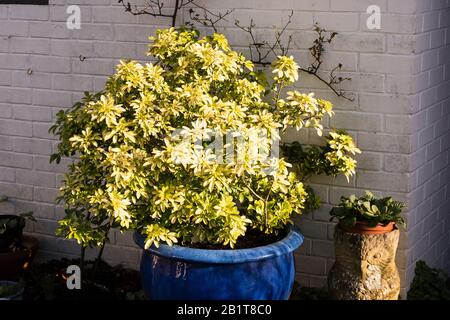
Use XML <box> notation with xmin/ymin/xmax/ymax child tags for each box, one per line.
<box><xmin>328</xmin><ymin>224</ymin><xmax>401</xmax><ymax>300</ymax></box>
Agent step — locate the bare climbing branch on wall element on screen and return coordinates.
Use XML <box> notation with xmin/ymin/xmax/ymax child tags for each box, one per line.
<box><xmin>186</xmin><ymin>5</ymin><xmax>233</xmax><ymax>32</ymax></box>
<box><xmin>118</xmin><ymin>0</ymin><xmax>231</xmax><ymax>29</ymax></box>
<box><xmin>118</xmin><ymin>0</ymin><xmax>196</xmax><ymax>27</ymax></box>
<box><xmin>119</xmin><ymin>2</ymin><xmax>353</xmax><ymax>100</ymax></box>
<box><xmin>234</xmin><ymin>10</ymin><xmax>294</xmax><ymax>67</ymax></box>
<box><xmin>236</xmin><ymin>18</ymin><xmax>353</xmax><ymax>101</ymax></box>
<box><xmin>299</xmin><ymin>24</ymin><xmax>353</xmax><ymax>101</ymax></box>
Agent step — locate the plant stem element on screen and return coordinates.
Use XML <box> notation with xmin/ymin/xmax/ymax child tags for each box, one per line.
<box><xmin>80</xmin><ymin>246</ymin><xmax>86</xmax><ymax>283</ymax></box>
<box><xmin>93</xmin><ymin>238</ymin><xmax>107</xmax><ymax>281</ymax></box>
<box><xmin>246</xmin><ymin>183</ymin><xmax>264</xmax><ymax>202</ymax></box>
<box><xmin>263</xmin><ymin>181</ymin><xmax>274</xmax><ymax>230</ymax></box>
<box><xmin>172</xmin><ymin>0</ymin><xmax>180</xmax><ymax>27</ymax></box>
<box><xmin>273</xmin><ymin>80</ymin><xmax>284</xmax><ymax>108</ymax></box>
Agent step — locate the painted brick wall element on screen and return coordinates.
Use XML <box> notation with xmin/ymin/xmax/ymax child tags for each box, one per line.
<box><xmin>0</xmin><ymin>0</ymin><xmax>449</xmax><ymax>297</ymax></box>
<box><xmin>405</xmin><ymin>0</ymin><xmax>450</xmax><ymax>286</ymax></box>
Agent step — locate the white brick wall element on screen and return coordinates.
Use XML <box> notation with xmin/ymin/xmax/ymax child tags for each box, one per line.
<box><xmin>0</xmin><ymin>0</ymin><xmax>449</xmax><ymax>296</ymax></box>
<box><xmin>404</xmin><ymin>0</ymin><xmax>450</xmax><ymax>289</ymax></box>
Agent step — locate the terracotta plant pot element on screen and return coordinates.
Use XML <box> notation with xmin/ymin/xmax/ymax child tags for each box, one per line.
<box><xmin>340</xmin><ymin>221</ymin><xmax>395</xmax><ymax>235</ymax></box>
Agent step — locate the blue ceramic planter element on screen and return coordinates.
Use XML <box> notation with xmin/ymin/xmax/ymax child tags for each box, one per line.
<box><xmin>134</xmin><ymin>226</ymin><xmax>303</xmax><ymax>300</ymax></box>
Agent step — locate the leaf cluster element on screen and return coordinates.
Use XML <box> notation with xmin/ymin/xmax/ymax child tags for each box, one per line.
<box><xmin>330</xmin><ymin>191</ymin><xmax>405</xmax><ymax>228</ymax></box>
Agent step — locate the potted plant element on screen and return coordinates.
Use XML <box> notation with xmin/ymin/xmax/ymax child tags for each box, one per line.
<box><xmin>0</xmin><ymin>280</ymin><xmax>24</xmax><ymax>300</ymax></box>
<box><xmin>0</xmin><ymin>196</ymin><xmax>39</xmax><ymax>280</ymax></box>
<box><xmin>49</xmin><ymin>28</ymin><xmax>360</xmax><ymax>300</ymax></box>
<box><xmin>0</xmin><ymin>214</ymin><xmax>26</xmax><ymax>252</ymax></box>
<box><xmin>327</xmin><ymin>191</ymin><xmax>405</xmax><ymax>300</ymax></box>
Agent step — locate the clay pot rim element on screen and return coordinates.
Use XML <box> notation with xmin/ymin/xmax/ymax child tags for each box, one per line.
<box><xmin>338</xmin><ymin>221</ymin><xmax>396</xmax><ymax>235</ymax></box>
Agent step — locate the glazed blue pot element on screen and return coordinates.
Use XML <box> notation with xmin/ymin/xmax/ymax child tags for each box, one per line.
<box><xmin>134</xmin><ymin>226</ymin><xmax>303</xmax><ymax>300</ymax></box>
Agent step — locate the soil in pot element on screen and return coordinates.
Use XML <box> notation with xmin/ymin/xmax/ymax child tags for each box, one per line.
<box><xmin>188</xmin><ymin>228</ymin><xmax>287</xmax><ymax>249</ymax></box>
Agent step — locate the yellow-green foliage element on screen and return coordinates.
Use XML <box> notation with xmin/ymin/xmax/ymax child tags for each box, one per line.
<box><xmin>50</xmin><ymin>28</ymin><xmax>359</xmax><ymax>249</ymax></box>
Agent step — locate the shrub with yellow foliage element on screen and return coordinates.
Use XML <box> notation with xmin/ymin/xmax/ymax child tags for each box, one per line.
<box><xmin>50</xmin><ymin>28</ymin><xmax>360</xmax><ymax>250</ymax></box>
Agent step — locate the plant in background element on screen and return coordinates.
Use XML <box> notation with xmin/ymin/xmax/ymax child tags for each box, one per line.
<box><xmin>0</xmin><ymin>195</ymin><xmax>35</xmax><ymax>252</ymax></box>
<box><xmin>281</xmin><ymin>130</ymin><xmax>360</xmax><ymax>213</ymax></box>
<box><xmin>281</xmin><ymin>130</ymin><xmax>360</xmax><ymax>181</ymax></box>
<box><xmin>329</xmin><ymin>191</ymin><xmax>405</xmax><ymax>228</ymax></box>
<box><xmin>50</xmin><ymin>28</ymin><xmax>359</xmax><ymax>257</ymax></box>
<box><xmin>407</xmin><ymin>260</ymin><xmax>450</xmax><ymax>300</ymax></box>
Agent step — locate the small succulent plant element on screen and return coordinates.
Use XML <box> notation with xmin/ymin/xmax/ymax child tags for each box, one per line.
<box><xmin>330</xmin><ymin>191</ymin><xmax>405</xmax><ymax>228</ymax></box>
